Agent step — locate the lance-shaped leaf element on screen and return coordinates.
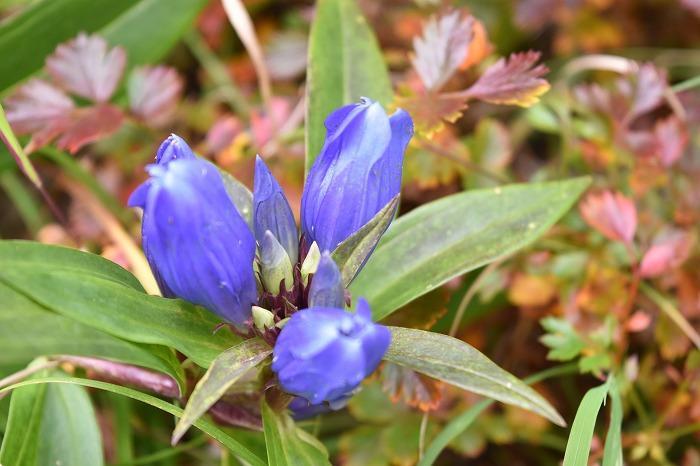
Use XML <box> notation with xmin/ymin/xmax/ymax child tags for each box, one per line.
<box><xmin>383</xmin><ymin>327</ymin><xmax>565</xmax><ymax>426</ymax></box>
<box><xmin>563</xmin><ymin>381</ymin><xmax>610</xmax><ymax>466</ymax></box>
<box><xmin>0</xmin><ymin>103</ymin><xmax>44</xmax><ymax>192</ymax></box>
<box><xmin>172</xmin><ymin>338</ymin><xmax>272</xmax><ymax>444</ymax></box>
<box><xmin>464</xmin><ymin>51</ymin><xmax>550</xmax><ymax>107</ymax></box>
<box><xmin>0</xmin><ymin>241</ymin><xmax>241</xmax><ymax>368</ymax></box>
<box><xmin>261</xmin><ymin>400</ymin><xmax>330</xmax><ymax>466</ymax></box>
<box><xmin>332</xmin><ymin>195</ymin><xmax>399</xmax><ymax>286</ymax></box>
<box><xmin>305</xmin><ymin>0</ymin><xmax>392</xmax><ymax>169</ymax></box>
<box><xmin>412</xmin><ymin>11</ymin><xmax>474</xmax><ymax>91</ymax></box>
<box><xmin>351</xmin><ymin>178</ymin><xmax>590</xmax><ymax>320</ymax></box>
<box><xmin>0</xmin><ymin>372</ymin><xmax>104</xmax><ymax>466</ymax></box>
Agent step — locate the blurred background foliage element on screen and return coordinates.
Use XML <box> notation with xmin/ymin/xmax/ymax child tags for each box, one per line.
<box><xmin>0</xmin><ymin>0</ymin><xmax>699</xmax><ymax>465</ymax></box>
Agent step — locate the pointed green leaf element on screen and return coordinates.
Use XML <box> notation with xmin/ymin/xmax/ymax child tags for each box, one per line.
<box><xmin>305</xmin><ymin>0</ymin><xmax>392</xmax><ymax>170</ymax></box>
<box><xmin>384</xmin><ymin>327</ymin><xmax>566</xmax><ymax>427</ymax></box>
<box><xmin>0</xmin><ymin>278</ymin><xmax>185</xmax><ymax>394</ymax></box>
<box><xmin>261</xmin><ymin>400</ymin><xmax>330</xmax><ymax>466</ymax></box>
<box><xmin>332</xmin><ymin>195</ymin><xmax>399</xmax><ymax>286</ymax></box>
<box><xmin>602</xmin><ymin>376</ymin><xmax>623</xmax><ymax>466</ymax></box>
<box><xmin>0</xmin><ymin>103</ymin><xmax>42</xmax><ymax>189</ymax></box>
<box><xmin>563</xmin><ymin>382</ymin><xmax>609</xmax><ymax>466</ymax></box>
<box><xmin>1</xmin><ymin>373</ymin><xmax>104</xmax><ymax>466</ymax></box>
<box><xmin>0</xmin><ymin>241</ymin><xmax>240</xmax><ymax>368</ymax></box>
<box><xmin>351</xmin><ymin>178</ymin><xmax>591</xmax><ymax>320</ymax></box>
<box><xmin>0</xmin><ymin>377</ymin><xmax>267</xmax><ymax>466</ymax></box>
<box><xmin>172</xmin><ymin>339</ymin><xmax>272</xmax><ymax>444</ymax></box>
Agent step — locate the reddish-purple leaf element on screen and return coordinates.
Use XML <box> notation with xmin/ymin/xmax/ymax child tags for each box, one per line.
<box><xmin>681</xmin><ymin>0</ymin><xmax>700</xmax><ymax>16</ymax></box>
<box><xmin>652</xmin><ymin>116</ymin><xmax>688</xmax><ymax>167</ymax></box>
<box><xmin>53</xmin><ymin>104</ymin><xmax>125</xmax><ymax>154</ymax></box>
<box><xmin>412</xmin><ymin>11</ymin><xmax>475</xmax><ymax>91</ymax></box>
<box><xmin>579</xmin><ymin>190</ymin><xmax>637</xmax><ymax>244</ymax></box>
<box><xmin>128</xmin><ymin>66</ymin><xmax>183</xmax><ymax>126</ymax></box>
<box><xmin>640</xmin><ymin>229</ymin><xmax>693</xmax><ymax>278</ymax></box>
<box><xmin>464</xmin><ymin>51</ymin><xmax>550</xmax><ymax>106</ymax></box>
<box><xmin>46</xmin><ymin>33</ymin><xmax>126</xmax><ymax>103</ymax></box>
<box><xmin>620</xmin><ymin>63</ymin><xmax>667</xmax><ymax>122</ymax></box>
<box><xmin>398</xmin><ymin>92</ymin><xmax>467</xmax><ymax>135</ymax></box>
<box><xmin>4</xmin><ymin>79</ymin><xmax>74</xmax><ymax>134</ymax></box>
<box><xmin>381</xmin><ymin>362</ymin><xmax>443</xmax><ymax>412</ymax></box>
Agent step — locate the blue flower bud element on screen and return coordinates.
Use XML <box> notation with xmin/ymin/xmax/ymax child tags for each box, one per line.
<box><xmin>254</xmin><ymin>156</ymin><xmax>298</xmax><ymax>262</ymax></box>
<box><xmin>271</xmin><ymin>299</ymin><xmax>391</xmax><ymax>404</ymax></box>
<box><xmin>308</xmin><ymin>253</ymin><xmax>344</xmax><ymax>308</ymax></box>
<box><xmin>128</xmin><ymin>157</ymin><xmax>257</xmax><ymax>326</ymax></box>
<box><xmin>155</xmin><ymin>134</ymin><xmax>196</xmax><ymax>164</ymax></box>
<box><xmin>301</xmin><ymin>98</ymin><xmax>413</xmax><ymax>252</ymax></box>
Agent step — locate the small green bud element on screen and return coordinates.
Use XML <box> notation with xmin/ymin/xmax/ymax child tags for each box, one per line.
<box><xmin>252</xmin><ymin>306</ymin><xmax>275</xmax><ymax>331</ymax></box>
<box><xmin>300</xmin><ymin>241</ymin><xmax>321</xmax><ymax>285</ymax></box>
<box><xmin>275</xmin><ymin>317</ymin><xmax>290</xmax><ymax>329</ymax></box>
<box><xmin>260</xmin><ymin>230</ymin><xmax>294</xmax><ymax>294</ymax></box>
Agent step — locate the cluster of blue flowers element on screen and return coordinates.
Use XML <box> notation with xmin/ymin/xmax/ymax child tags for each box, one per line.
<box><xmin>130</xmin><ymin>98</ymin><xmax>413</xmax><ymax>410</ymax></box>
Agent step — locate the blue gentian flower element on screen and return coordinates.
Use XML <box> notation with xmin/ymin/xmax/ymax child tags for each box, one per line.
<box><xmin>271</xmin><ymin>299</ymin><xmax>391</xmax><ymax>405</ymax></box>
<box><xmin>307</xmin><ymin>252</ymin><xmax>344</xmax><ymax>308</ymax></box>
<box><xmin>155</xmin><ymin>134</ymin><xmax>196</xmax><ymax>164</ymax></box>
<box><xmin>128</xmin><ymin>157</ymin><xmax>257</xmax><ymax>327</ymax></box>
<box><xmin>301</xmin><ymin>97</ymin><xmax>413</xmax><ymax>252</ymax></box>
<box><xmin>253</xmin><ymin>156</ymin><xmax>298</xmax><ymax>263</ymax></box>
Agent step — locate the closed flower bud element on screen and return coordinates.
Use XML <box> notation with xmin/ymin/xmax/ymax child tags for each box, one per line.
<box><xmin>300</xmin><ymin>241</ymin><xmax>321</xmax><ymax>285</ymax></box>
<box><xmin>259</xmin><ymin>230</ymin><xmax>294</xmax><ymax>294</ymax></box>
<box><xmin>155</xmin><ymin>133</ymin><xmax>196</xmax><ymax>164</ymax></box>
<box><xmin>271</xmin><ymin>299</ymin><xmax>391</xmax><ymax>405</ymax></box>
<box><xmin>308</xmin><ymin>253</ymin><xmax>344</xmax><ymax>308</ymax></box>
<box><xmin>128</xmin><ymin>157</ymin><xmax>257</xmax><ymax>326</ymax></box>
<box><xmin>301</xmin><ymin>98</ymin><xmax>413</xmax><ymax>252</ymax></box>
<box><xmin>254</xmin><ymin>156</ymin><xmax>298</xmax><ymax>262</ymax></box>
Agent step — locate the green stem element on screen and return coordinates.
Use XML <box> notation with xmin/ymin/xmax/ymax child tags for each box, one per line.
<box><xmin>671</xmin><ymin>75</ymin><xmax>700</xmax><ymax>93</ymax></box>
<box><xmin>111</xmin><ymin>435</ymin><xmax>208</xmax><ymax>465</ymax></box>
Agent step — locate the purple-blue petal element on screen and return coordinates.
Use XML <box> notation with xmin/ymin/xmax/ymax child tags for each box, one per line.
<box><xmin>301</xmin><ymin>99</ymin><xmax>413</xmax><ymax>253</ymax></box>
<box><xmin>130</xmin><ymin>156</ymin><xmax>257</xmax><ymax>326</ymax></box>
<box><xmin>155</xmin><ymin>134</ymin><xmax>196</xmax><ymax>164</ymax></box>
<box><xmin>253</xmin><ymin>156</ymin><xmax>298</xmax><ymax>262</ymax></box>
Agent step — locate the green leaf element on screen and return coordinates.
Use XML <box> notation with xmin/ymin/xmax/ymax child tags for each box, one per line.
<box><xmin>563</xmin><ymin>382</ymin><xmax>609</xmax><ymax>466</ymax></box>
<box><xmin>540</xmin><ymin>316</ymin><xmax>586</xmax><ymax>361</ymax></box>
<box><xmin>0</xmin><ymin>241</ymin><xmax>240</xmax><ymax>368</ymax></box>
<box><xmin>0</xmin><ymin>377</ymin><xmax>267</xmax><ymax>466</ymax></box>
<box><xmin>0</xmin><ymin>279</ymin><xmax>185</xmax><ymax>394</ymax></box>
<box><xmin>602</xmin><ymin>376</ymin><xmax>623</xmax><ymax>466</ymax></box>
<box><xmin>351</xmin><ymin>178</ymin><xmax>590</xmax><ymax>320</ymax></box>
<box><xmin>384</xmin><ymin>327</ymin><xmax>566</xmax><ymax>427</ymax></box>
<box><xmin>0</xmin><ymin>0</ymin><xmax>207</xmax><ymax>92</ymax></box>
<box><xmin>305</xmin><ymin>0</ymin><xmax>392</xmax><ymax>170</ymax></box>
<box><xmin>172</xmin><ymin>339</ymin><xmax>272</xmax><ymax>444</ymax></box>
<box><xmin>261</xmin><ymin>400</ymin><xmax>330</xmax><ymax>466</ymax></box>
<box><xmin>419</xmin><ymin>363</ymin><xmax>578</xmax><ymax>466</ymax></box>
<box><xmin>332</xmin><ymin>195</ymin><xmax>399</xmax><ymax>286</ymax></box>
<box><xmin>0</xmin><ymin>103</ymin><xmax>42</xmax><ymax>191</ymax></box>
<box><xmin>1</xmin><ymin>373</ymin><xmax>104</xmax><ymax>466</ymax></box>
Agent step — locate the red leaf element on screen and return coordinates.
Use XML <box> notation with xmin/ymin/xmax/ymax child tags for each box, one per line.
<box><xmin>412</xmin><ymin>10</ymin><xmax>475</xmax><ymax>91</ymax></box>
<box><xmin>640</xmin><ymin>229</ymin><xmax>693</xmax><ymax>278</ymax></box>
<box><xmin>128</xmin><ymin>66</ymin><xmax>183</xmax><ymax>126</ymax></box>
<box><xmin>53</xmin><ymin>104</ymin><xmax>125</xmax><ymax>154</ymax></box>
<box><xmin>579</xmin><ymin>190</ymin><xmax>637</xmax><ymax>244</ymax></box>
<box><xmin>46</xmin><ymin>33</ymin><xmax>126</xmax><ymax>103</ymax></box>
<box><xmin>397</xmin><ymin>92</ymin><xmax>467</xmax><ymax>135</ymax></box>
<box><xmin>464</xmin><ymin>51</ymin><xmax>550</xmax><ymax>106</ymax></box>
<box><xmin>381</xmin><ymin>363</ymin><xmax>443</xmax><ymax>412</ymax></box>
<box><xmin>620</xmin><ymin>63</ymin><xmax>667</xmax><ymax>122</ymax></box>
<box><xmin>4</xmin><ymin>79</ymin><xmax>74</xmax><ymax>133</ymax></box>
<box><xmin>652</xmin><ymin>117</ymin><xmax>688</xmax><ymax>167</ymax></box>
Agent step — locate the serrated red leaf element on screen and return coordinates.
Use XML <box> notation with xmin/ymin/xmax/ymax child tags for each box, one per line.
<box><xmin>46</xmin><ymin>33</ymin><xmax>126</xmax><ymax>103</ymax></box>
<box><xmin>397</xmin><ymin>92</ymin><xmax>467</xmax><ymax>135</ymax></box>
<box><xmin>53</xmin><ymin>104</ymin><xmax>124</xmax><ymax>154</ymax></box>
<box><xmin>579</xmin><ymin>190</ymin><xmax>637</xmax><ymax>244</ymax></box>
<box><xmin>381</xmin><ymin>363</ymin><xmax>443</xmax><ymax>412</ymax></box>
<box><xmin>464</xmin><ymin>51</ymin><xmax>550</xmax><ymax>106</ymax></box>
<box><xmin>412</xmin><ymin>10</ymin><xmax>475</xmax><ymax>91</ymax></box>
<box><xmin>620</xmin><ymin>63</ymin><xmax>668</xmax><ymax>122</ymax></box>
<box><xmin>128</xmin><ymin>66</ymin><xmax>183</xmax><ymax>126</ymax></box>
<box><xmin>640</xmin><ymin>229</ymin><xmax>693</xmax><ymax>278</ymax></box>
<box><xmin>4</xmin><ymin>79</ymin><xmax>74</xmax><ymax>134</ymax></box>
